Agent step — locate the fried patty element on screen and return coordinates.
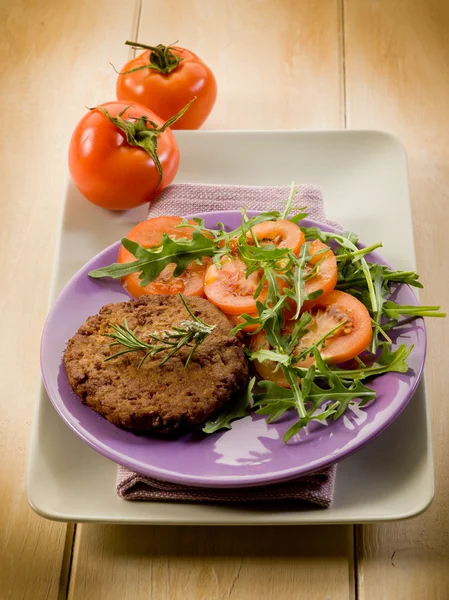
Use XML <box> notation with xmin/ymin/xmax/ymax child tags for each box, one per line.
<box><xmin>63</xmin><ymin>295</ymin><xmax>249</xmax><ymax>436</ymax></box>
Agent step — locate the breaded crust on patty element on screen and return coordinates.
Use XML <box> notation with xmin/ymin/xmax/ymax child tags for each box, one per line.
<box><xmin>63</xmin><ymin>295</ymin><xmax>249</xmax><ymax>436</ymax></box>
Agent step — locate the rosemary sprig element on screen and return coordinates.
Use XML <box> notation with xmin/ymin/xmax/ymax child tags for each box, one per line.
<box><xmin>104</xmin><ymin>294</ymin><xmax>215</xmax><ymax>368</ymax></box>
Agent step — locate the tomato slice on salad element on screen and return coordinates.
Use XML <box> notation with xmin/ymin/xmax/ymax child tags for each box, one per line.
<box><xmin>205</xmin><ymin>221</ymin><xmax>301</xmax><ymax>316</ymax></box>
<box><xmin>247</xmin><ymin>219</ymin><xmax>305</xmax><ymax>255</ymax></box>
<box><xmin>295</xmin><ymin>290</ymin><xmax>372</xmax><ymax>366</ymax></box>
<box><xmin>224</xmin><ymin>219</ymin><xmax>305</xmax><ymax>256</ymax></box>
<box><xmin>118</xmin><ymin>216</ymin><xmax>209</xmax><ymax>298</ymax></box>
<box><xmin>251</xmin><ymin>290</ymin><xmax>372</xmax><ymax>385</ymax></box>
<box><xmin>204</xmin><ymin>258</ymin><xmax>268</xmax><ymax>315</ymax></box>
<box><xmin>302</xmin><ymin>240</ymin><xmax>338</xmax><ymax>308</ymax></box>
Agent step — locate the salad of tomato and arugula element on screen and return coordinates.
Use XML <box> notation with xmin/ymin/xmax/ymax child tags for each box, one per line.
<box><xmin>89</xmin><ymin>185</ymin><xmax>445</xmax><ymax>443</ymax></box>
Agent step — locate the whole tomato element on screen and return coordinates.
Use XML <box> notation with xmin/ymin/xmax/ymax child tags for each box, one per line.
<box><xmin>116</xmin><ymin>42</ymin><xmax>217</xmax><ymax>130</ymax></box>
<box><xmin>68</xmin><ymin>100</ymin><xmax>192</xmax><ymax>210</ymax></box>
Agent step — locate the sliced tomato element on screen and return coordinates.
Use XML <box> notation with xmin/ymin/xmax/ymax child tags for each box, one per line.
<box><xmin>295</xmin><ymin>291</ymin><xmax>372</xmax><ymax>366</ymax></box>
<box><xmin>204</xmin><ymin>258</ymin><xmax>267</xmax><ymax>315</ymax></box>
<box><xmin>250</xmin><ymin>290</ymin><xmax>372</xmax><ymax>385</ymax></box>
<box><xmin>248</xmin><ymin>220</ymin><xmax>305</xmax><ymax>255</ymax></box>
<box><xmin>223</xmin><ymin>219</ymin><xmax>304</xmax><ymax>257</ymax></box>
<box><xmin>295</xmin><ymin>240</ymin><xmax>337</xmax><ymax>310</ymax></box>
<box><xmin>118</xmin><ymin>216</ymin><xmax>208</xmax><ymax>298</ymax></box>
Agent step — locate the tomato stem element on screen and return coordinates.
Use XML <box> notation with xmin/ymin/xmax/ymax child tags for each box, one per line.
<box><xmin>124</xmin><ymin>40</ymin><xmax>183</xmax><ymax>74</ymax></box>
<box><xmin>89</xmin><ymin>98</ymin><xmax>196</xmax><ymax>189</ymax></box>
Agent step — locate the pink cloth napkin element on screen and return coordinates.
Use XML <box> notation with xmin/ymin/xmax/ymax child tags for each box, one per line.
<box><xmin>117</xmin><ymin>465</ymin><xmax>337</xmax><ymax>508</ymax></box>
<box><xmin>147</xmin><ymin>182</ymin><xmax>331</xmax><ymax>223</ymax></box>
<box><xmin>116</xmin><ymin>183</ymin><xmax>338</xmax><ymax>508</ymax></box>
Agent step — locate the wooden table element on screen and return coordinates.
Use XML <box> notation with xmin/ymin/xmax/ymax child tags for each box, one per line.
<box><xmin>1</xmin><ymin>1</ymin><xmax>448</xmax><ymax>598</ymax></box>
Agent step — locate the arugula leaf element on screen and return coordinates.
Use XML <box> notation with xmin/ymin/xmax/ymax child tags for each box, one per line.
<box><xmin>229</xmin><ymin>296</ymin><xmax>287</xmax><ymax>336</ymax></box>
<box><xmin>337</xmin><ymin>265</ymin><xmax>424</xmax><ymax>292</ymax></box>
<box><xmin>248</xmin><ymin>348</ymin><xmax>292</xmax><ymax>365</ymax></box>
<box><xmin>257</xmin><ymin>400</ymin><xmax>296</xmax><ymax>424</ymax></box>
<box><xmin>329</xmin><ymin>343</ymin><xmax>413</xmax><ymax>380</ymax></box>
<box><xmin>89</xmin><ymin>230</ymin><xmax>216</xmax><ymax>286</ymax></box>
<box><xmin>289</xmin><ymin>212</ymin><xmax>309</xmax><ymax>224</ymax></box>
<box><xmin>307</xmin><ymin>352</ymin><xmax>376</xmax><ymax>412</ymax></box>
<box><xmin>254</xmin><ymin>351</ymin><xmax>376</xmax><ymax>442</ymax></box>
<box><xmin>377</xmin><ymin>343</ymin><xmax>411</xmax><ymax>370</ymax></box>
<box><xmin>262</xmin><ymin>310</ymin><xmax>289</xmax><ymax>352</ymax></box>
<box><xmin>229</xmin><ymin>311</ymin><xmax>263</xmax><ymax>335</ymax></box>
<box><xmin>369</xmin><ymin>265</ymin><xmax>390</xmax><ymax>352</ymax></box>
<box><xmin>332</xmin><ymin>235</ymin><xmax>378</xmax><ymax>313</ymax></box>
<box><xmin>238</xmin><ymin>238</ymin><xmax>291</xmax><ymax>264</ymax></box>
<box><xmin>382</xmin><ymin>269</ymin><xmax>423</xmax><ymax>289</ymax></box>
<box><xmin>202</xmin><ymin>378</ymin><xmax>255</xmax><ymax>434</ymax></box>
<box><xmin>253</xmin><ymin>380</ymin><xmax>297</xmax><ymax>422</ymax></box>
<box><xmin>255</xmin><ymin>375</ymin><xmax>375</xmax><ymax>415</ymax></box>
<box><xmin>281</xmin><ymin>182</ymin><xmax>296</xmax><ymax>220</ymax></box>
<box><xmin>279</xmin><ymin>181</ymin><xmax>308</xmax><ymax>223</ymax></box>
<box><xmin>301</xmin><ymin>226</ymin><xmax>328</xmax><ymax>242</ymax></box>
<box><xmin>284</xmin><ymin>242</ymin><xmax>310</xmax><ymax>319</ymax></box>
<box><xmin>280</xmin><ymin>365</ymin><xmax>314</xmax><ymax>441</ymax></box>
<box><xmin>285</xmin><ymin>312</ymin><xmax>313</xmax><ymax>354</ymax></box>
<box><xmin>309</xmin><ymin>379</ymin><xmax>376</xmax><ymax>413</ymax></box>
<box><xmin>382</xmin><ymin>301</ymin><xmax>446</xmax><ymax>320</ymax></box>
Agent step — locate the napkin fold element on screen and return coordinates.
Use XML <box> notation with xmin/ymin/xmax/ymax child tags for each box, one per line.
<box><xmin>117</xmin><ymin>183</ymin><xmax>338</xmax><ymax>509</ymax></box>
<box><xmin>117</xmin><ymin>465</ymin><xmax>337</xmax><ymax>508</ymax></box>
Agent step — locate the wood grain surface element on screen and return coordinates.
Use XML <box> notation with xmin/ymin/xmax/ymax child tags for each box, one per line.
<box><xmin>136</xmin><ymin>0</ymin><xmax>344</xmax><ymax>130</ymax></box>
<box><xmin>68</xmin><ymin>525</ymin><xmax>354</xmax><ymax>600</ymax></box>
<box><xmin>1</xmin><ymin>0</ymin><xmax>448</xmax><ymax>598</ymax></box>
<box><xmin>0</xmin><ymin>0</ymin><xmax>138</xmax><ymax>598</ymax></box>
<box><xmin>344</xmin><ymin>1</ymin><xmax>449</xmax><ymax>598</ymax></box>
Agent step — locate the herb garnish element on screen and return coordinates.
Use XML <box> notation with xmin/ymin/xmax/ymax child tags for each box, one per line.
<box><xmin>104</xmin><ymin>294</ymin><xmax>215</xmax><ymax>368</ymax></box>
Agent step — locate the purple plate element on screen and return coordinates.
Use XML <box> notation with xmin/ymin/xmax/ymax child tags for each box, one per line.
<box><xmin>41</xmin><ymin>212</ymin><xmax>426</xmax><ymax>488</ymax></box>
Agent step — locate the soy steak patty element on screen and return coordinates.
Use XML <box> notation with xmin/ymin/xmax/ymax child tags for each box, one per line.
<box><xmin>63</xmin><ymin>294</ymin><xmax>249</xmax><ymax>436</ymax></box>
